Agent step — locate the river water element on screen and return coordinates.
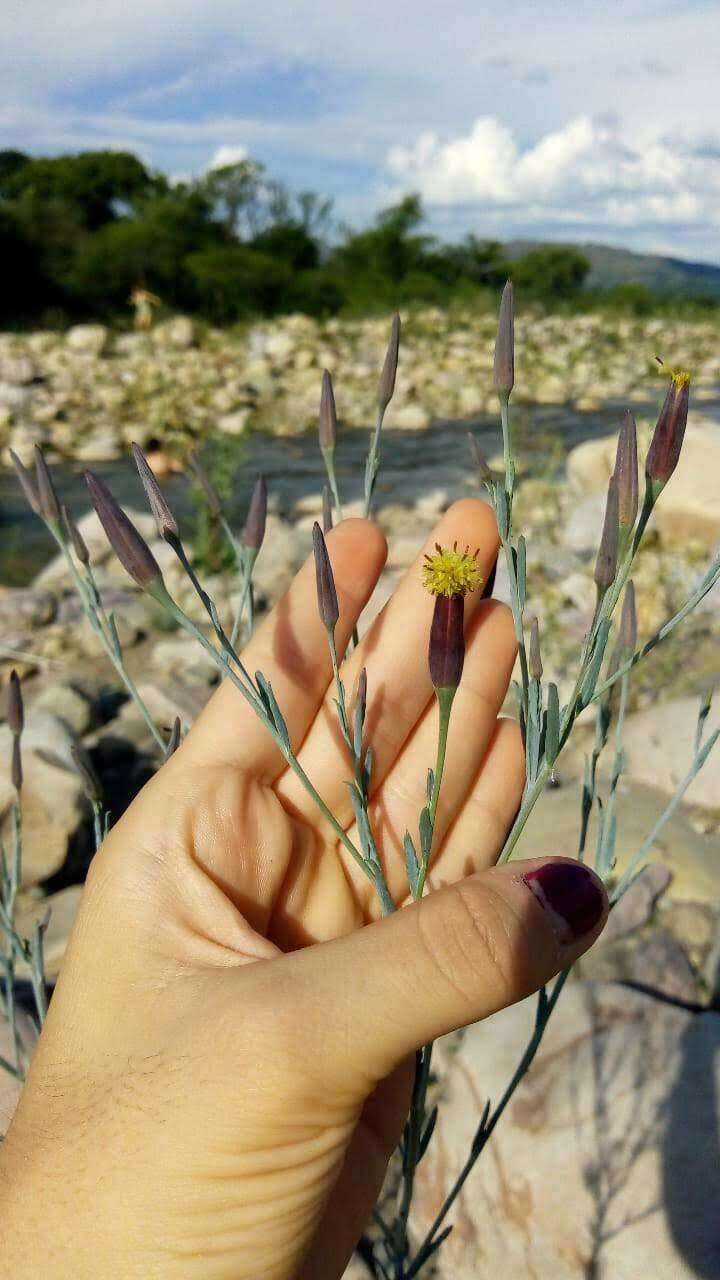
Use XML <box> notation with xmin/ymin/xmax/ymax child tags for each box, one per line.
<box><xmin>1</xmin><ymin>396</ymin><xmax>712</xmax><ymax>586</ymax></box>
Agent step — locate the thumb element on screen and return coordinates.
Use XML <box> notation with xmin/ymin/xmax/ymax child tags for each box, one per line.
<box><xmin>287</xmin><ymin>856</ymin><xmax>607</xmax><ymax>1088</ymax></box>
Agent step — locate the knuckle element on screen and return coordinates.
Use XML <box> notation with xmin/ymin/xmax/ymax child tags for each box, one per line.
<box><xmin>417</xmin><ymin>880</ymin><xmax>520</xmax><ymax>1010</ymax></box>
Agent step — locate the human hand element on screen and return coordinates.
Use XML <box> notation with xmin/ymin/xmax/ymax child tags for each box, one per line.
<box><xmin>0</xmin><ymin>499</ymin><xmax>607</xmax><ymax>1279</ymax></box>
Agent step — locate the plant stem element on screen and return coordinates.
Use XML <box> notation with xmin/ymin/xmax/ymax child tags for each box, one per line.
<box><xmin>322</xmin><ymin>447</ymin><xmax>344</xmax><ymax>521</ymax></box>
<box><xmin>407</xmin><ymin>970</ymin><xmax>569</xmax><ymax>1277</ymax></box>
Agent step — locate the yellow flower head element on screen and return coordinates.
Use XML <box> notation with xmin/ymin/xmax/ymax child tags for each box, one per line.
<box><xmin>655</xmin><ymin>357</ymin><xmax>691</xmax><ymax>389</ymax></box>
<box><xmin>422</xmin><ymin>543</ymin><xmax>483</xmax><ymax>598</ymax></box>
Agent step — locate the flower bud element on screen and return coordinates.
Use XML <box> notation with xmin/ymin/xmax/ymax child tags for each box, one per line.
<box><xmin>319</xmin><ymin>370</ymin><xmax>337</xmax><ymax>451</ymax></box>
<box><xmin>646</xmin><ymin>373</ymin><xmax>690</xmax><ymax>487</ymax></box>
<box><xmin>528</xmin><ymin>617</ymin><xmax>543</xmax><ymax>681</ymax></box>
<box><xmin>615</xmin><ymin>410</ymin><xmax>638</xmax><ymax>529</ymax></box>
<box><xmin>86</xmin><ymin>471</ymin><xmax>162</xmax><ymax>589</ymax></box>
<box><xmin>493</xmin><ymin>281</ymin><xmax>514</xmax><ymax>400</ymax></box>
<box><xmin>312</xmin><ymin>521</ymin><xmax>339</xmax><ymax>630</ymax></box>
<box><xmin>10</xmin><ymin>450</ymin><xmax>42</xmax><ymax>516</ymax></box>
<box><xmin>62</xmin><ymin>506</ymin><xmax>90</xmax><ymax>566</ymax></box>
<box><xmin>7</xmin><ymin>670</ymin><xmax>23</xmax><ymax>737</ymax></box>
<box><xmin>378</xmin><ymin>312</ymin><xmax>401</xmax><ymax>414</ymax></box>
<box><xmin>429</xmin><ymin>593</ymin><xmax>465</xmax><ymax>690</ymax></box>
<box><xmin>467</xmin><ymin>432</ymin><xmax>492</xmax><ymax>483</ymax></box>
<box><xmin>34</xmin><ymin>446</ymin><xmax>61</xmax><ymax>525</ymax></box>
<box><xmin>189</xmin><ymin>451</ymin><xmax>223</xmax><ymax>518</ymax></box>
<box><xmin>322</xmin><ymin>484</ymin><xmax>333</xmax><ymax>534</ymax></box>
<box><xmin>594</xmin><ymin>475</ymin><xmax>619</xmax><ymax>590</ymax></box>
<box><xmin>132</xmin><ymin>442</ymin><xmax>179</xmax><ymax>539</ymax></box>
<box><xmin>243</xmin><ymin>475</ymin><xmax>267</xmax><ymax>551</ymax></box>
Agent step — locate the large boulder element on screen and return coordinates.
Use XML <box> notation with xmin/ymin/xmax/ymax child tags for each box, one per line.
<box><xmin>0</xmin><ymin>712</ymin><xmax>84</xmax><ymax>886</ymax></box>
<box><xmin>410</xmin><ymin>981</ymin><xmax>720</xmax><ymax>1278</ymax></box>
<box><xmin>620</xmin><ymin>697</ymin><xmax>720</xmax><ymax>813</ymax></box>
<box><xmin>515</xmin><ymin>775</ymin><xmax>720</xmax><ymax>903</ymax></box>
<box><xmin>566</xmin><ymin>420</ymin><xmax>720</xmax><ymax>552</ymax></box>
<box><xmin>65</xmin><ymin>325</ymin><xmax>109</xmax><ymax>356</ymax></box>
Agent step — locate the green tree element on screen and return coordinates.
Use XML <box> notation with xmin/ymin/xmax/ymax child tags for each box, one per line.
<box><xmin>185</xmin><ymin>244</ymin><xmax>290</xmax><ymax>322</ymax></box>
<box><xmin>511</xmin><ymin>245</ymin><xmax>590</xmax><ymax>300</ymax></box>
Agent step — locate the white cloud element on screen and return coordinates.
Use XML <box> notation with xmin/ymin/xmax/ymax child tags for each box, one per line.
<box><xmin>207</xmin><ymin>144</ymin><xmax>248</xmax><ymax>170</ymax></box>
<box><xmin>385</xmin><ymin>115</ymin><xmax>720</xmax><ymax>231</ymax></box>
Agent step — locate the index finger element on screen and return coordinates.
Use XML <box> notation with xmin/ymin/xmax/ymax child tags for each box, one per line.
<box><xmin>178</xmin><ymin>518</ymin><xmax>387</xmax><ymax>779</ymax></box>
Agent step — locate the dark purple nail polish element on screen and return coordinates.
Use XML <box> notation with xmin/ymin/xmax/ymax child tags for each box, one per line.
<box><xmin>523</xmin><ymin>862</ymin><xmax>605</xmax><ymax>944</ymax></box>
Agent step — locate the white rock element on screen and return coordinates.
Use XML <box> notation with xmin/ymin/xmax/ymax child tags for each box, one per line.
<box><xmin>218</xmin><ymin>409</ymin><xmax>251</xmax><ymax>436</ymax></box>
<box><xmin>65</xmin><ymin>325</ymin><xmax>109</xmax><ymax>356</ymax></box>
<box><xmin>153</xmin><ymin>316</ymin><xmax>196</xmax><ymax>349</ymax></box>
<box><xmin>384</xmin><ymin>403</ymin><xmax>432</xmax><ymax>430</ymax></box>
<box><xmin>0</xmin><ymin>712</ymin><xmax>83</xmax><ymax>886</ymax></box>
<box><xmin>413</xmin><ymin>981</ymin><xmax>720</xmax><ymax>1278</ymax></box>
<box><xmin>562</xmin><ymin>494</ymin><xmax>607</xmax><ymax>556</ymax></box>
<box><xmin>621</xmin><ymin>697</ymin><xmax>720</xmax><ymax>812</ymax></box>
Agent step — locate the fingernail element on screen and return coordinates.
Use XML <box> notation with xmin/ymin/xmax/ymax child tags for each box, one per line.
<box><xmin>523</xmin><ymin>862</ymin><xmax>605</xmax><ymax>944</ymax></box>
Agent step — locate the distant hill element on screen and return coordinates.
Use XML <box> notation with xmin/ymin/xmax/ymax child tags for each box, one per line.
<box><xmin>505</xmin><ymin>240</ymin><xmax>720</xmax><ymax>300</ymax></box>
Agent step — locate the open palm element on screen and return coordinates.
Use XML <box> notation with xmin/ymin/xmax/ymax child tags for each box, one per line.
<box><xmin>4</xmin><ymin>498</ymin><xmax>540</xmax><ymax>1280</ymax></box>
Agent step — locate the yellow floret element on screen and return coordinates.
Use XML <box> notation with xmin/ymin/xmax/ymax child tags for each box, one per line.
<box><xmin>422</xmin><ymin>544</ymin><xmax>483</xmax><ymax>598</ymax></box>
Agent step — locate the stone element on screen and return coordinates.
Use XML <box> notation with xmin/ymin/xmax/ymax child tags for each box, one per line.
<box><xmin>154</xmin><ymin>315</ymin><xmax>196</xmax><ymax>349</ymax></box>
<box><xmin>73</xmin><ymin>431</ymin><xmax>123</xmax><ymax>462</ymax></box>
<box><xmin>566</xmin><ymin>433</ymin><xmax>617</xmax><ymax>494</ymax></box>
<box><xmin>0</xmin><ymin>712</ymin><xmax>84</xmax><ymax>886</ymax></box>
<box><xmin>0</xmin><ymin>589</ymin><xmax>56</xmax><ymax>630</ymax></box>
<box><xmin>515</xmin><ymin>776</ymin><xmax>720</xmax><ymax>904</ymax></box>
<box><xmin>14</xmin><ymin>884</ymin><xmax>83</xmax><ymax>980</ymax></box>
<box><xmin>653</xmin><ymin>423</ymin><xmax>720</xmax><ymax>551</ymax></box>
<box><xmin>65</xmin><ymin>324</ymin><xmax>109</xmax><ymax>356</ymax></box>
<box><xmin>579</xmin><ymin>927</ymin><xmax>700</xmax><ymax>1003</ymax></box>
<box><xmin>601</xmin><ymin>863</ymin><xmax>672</xmax><ymax>943</ymax></box>
<box><xmin>264</xmin><ymin>331</ymin><xmax>296</xmax><ymax>362</ymax></box>
<box><xmin>33</xmin><ymin>507</ymin><xmax>157</xmax><ymax>589</ymax></box>
<box><xmin>562</xmin><ymin>494</ymin><xmax>607</xmax><ymax>556</ymax></box>
<box><xmin>621</xmin><ymin>697</ymin><xmax>720</xmax><ymax>812</ymax></box>
<box><xmin>32</xmin><ymin>683</ymin><xmax>94</xmax><ymax>735</ymax></box>
<box><xmin>412</xmin><ymin>981</ymin><xmax>720</xmax><ymax>1278</ymax></box>
<box><xmin>218</xmin><ymin>409</ymin><xmax>251</xmax><ymax>436</ymax></box>
<box><xmin>249</xmin><ymin>515</ymin><xmax>307</xmax><ymax>603</ymax></box>
<box><xmin>0</xmin><ymin>354</ymin><xmax>36</xmax><ymax>386</ymax></box>
<box><xmin>556</xmin><ymin>570</ymin><xmax>596</xmax><ymax>614</ymax></box>
<box><xmin>384</xmin><ymin>403</ymin><xmax>432</xmax><ymax>430</ymax></box>
<box><xmin>151</xmin><ymin>637</ymin><xmax>219</xmax><ymax>685</ymax></box>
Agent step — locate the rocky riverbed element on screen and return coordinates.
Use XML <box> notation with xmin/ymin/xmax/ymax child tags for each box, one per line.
<box><xmin>1</xmin><ymin>310</ymin><xmax>719</xmax><ymax>1275</ymax></box>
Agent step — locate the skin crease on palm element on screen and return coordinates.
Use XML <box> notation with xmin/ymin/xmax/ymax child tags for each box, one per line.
<box><xmin>0</xmin><ymin>499</ymin><xmax>608</xmax><ymax>1280</ymax></box>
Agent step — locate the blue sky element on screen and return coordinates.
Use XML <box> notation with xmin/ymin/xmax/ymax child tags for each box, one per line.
<box><xmin>3</xmin><ymin>0</ymin><xmax>720</xmax><ymax>260</ymax></box>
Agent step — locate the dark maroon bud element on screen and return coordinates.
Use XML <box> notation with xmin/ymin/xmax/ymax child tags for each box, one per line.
<box><xmin>132</xmin><ymin>443</ymin><xmax>179</xmax><ymax>539</ymax></box>
<box><xmin>34</xmin><ymin>446</ymin><xmax>61</xmax><ymax>524</ymax></box>
<box><xmin>378</xmin><ymin>312</ymin><xmax>401</xmax><ymax>414</ymax></box>
<box><xmin>322</xmin><ymin>484</ymin><xmax>333</xmax><ymax>534</ymax></box>
<box><xmin>528</xmin><ymin>617</ymin><xmax>543</xmax><ymax>680</ymax></box>
<box><xmin>10</xmin><ymin>450</ymin><xmax>42</xmax><ymax>516</ymax></box>
<box><xmin>189</xmin><ymin>451</ymin><xmax>223</xmax><ymax>518</ymax></box>
<box><xmin>312</xmin><ymin>521</ymin><xmax>339</xmax><ymax>630</ymax></box>
<box><xmin>615</xmin><ymin>411</ymin><xmax>638</xmax><ymax>529</ymax></box>
<box><xmin>243</xmin><ymin>476</ymin><xmax>267</xmax><ymax>551</ymax></box>
<box><xmin>61</xmin><ymin>506</ymin><xmax>90</xmax><ymax>565</ymax></box>
<box><xmin>594</xmin><ymin>475</ymin><xmax>619</xmax><ymax>590</ymax></box>
<box><xmin>429</xmin><ymin>593</ymin><xmax>465</xmax><ymax>689</ymax></box>
<box><xmin>85</xmin><ymin>471</ymin><xmax>162</xmax><ymax>589</ymax></box>
<box><xmin>646</xmin><ymin>374</ymin><xmax>690</xmax><ymax>487</ymax></box>
<box><xmin>493</xmin><ymin>281</ymin><xmax>514</xmax><ymax>399</ymax></box>
<box><xmin>7</xmin><ymin>670</ymin><xmax>23</xmax><ymax>737</ymax></box>
<box><xmin>523</xmin><ymin>861</ymin><xmax>606</xmax><ymax>943</ymax></box>
<box><xmin>468</xmin><ymin>432</ymin><xmax>492</xmax><ymax>483</ymax></box>
<box><xmin>319</xmin><ymin>370</ymin><xmax>337</xmax><ymax>451</ymax></box>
